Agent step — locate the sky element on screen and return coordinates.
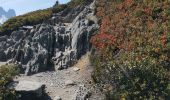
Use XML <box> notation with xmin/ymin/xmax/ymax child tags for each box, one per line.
<box><xmin>0</xmin><ymin>0</ymin><xmax>70</xmax><ymax>15</ymax></box>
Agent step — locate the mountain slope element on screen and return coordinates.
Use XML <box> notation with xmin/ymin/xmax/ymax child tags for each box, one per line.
<box><xmin>0</xmin><ymin>0</ymin><xmax>104</xmax><ymax>100</ymax></box>
<box><xmin>0</xmin><ymin>0</ymin><xmax>97</xmax><ymax>75</ymax></box>
<box><xmin>0</xmin><ymin>0</ymin><xmax>93</xmax><ymax>36</ymax></box>
<box><xmin>91</xmin><ymin>0</ymin><xmax>170</xmax><ymax>99</ymax></box>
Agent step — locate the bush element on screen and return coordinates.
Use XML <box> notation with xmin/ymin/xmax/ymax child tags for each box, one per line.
<box><xmin>91</xmin><ymin>0</ymin><xmax>170</xmax><ymax>99</ymax></box>
<box><xmin>52</xmin><ymin>4</ymin><xmax>68</xmax><ymax>14</ymax></box>
<box><xmin>0</xmin><ymin>0</ymin><xmax>94</xmax><ymax>36</ymax></box>
<box><xmin>53</xmin><ymin>0</ymin><xmax>93</xmax><ymax>14</ymax></box>
<box><xmin>0</xmin><ymin>64</ymin><xmax>19</xmax><ymax>100</ymax></box>
<box><xmin>68</xmin><ymin>0</ymin><xmax>93</xmax><ymax>8</ymax></box>
<box><xmin>0</xmin><ymin>2</ymin><xmax>66</xmax><ymax>36</ymax></box>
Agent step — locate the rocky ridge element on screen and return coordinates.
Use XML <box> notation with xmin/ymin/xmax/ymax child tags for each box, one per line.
<box><xmin>1</xmin><ymin>1</ymin><xmax>104</xmax><ymax>100</ymax></box>
<box><xmin>0</xmin><ymin>1</ymin><xmax>98</xmax><ymax>75</ymax></box>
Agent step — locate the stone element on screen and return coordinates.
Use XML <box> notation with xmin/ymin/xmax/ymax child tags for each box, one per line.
<box><xmin>66</xmin><ymin>71</ymin><xmax>70</xmax><ymax>74</ymax></box>
<box><xmin>15</xmin><ymin>81</ymin><xmax>44</xmax><ymax>96</ymax></box>
<box><xmin>65</xmin><ymin>80</ymin><xmax>75</xmax><ymax>86</ymax></box>
<box><xmin>73</xmin><ymin>67</ymin><xmax>80</xmax><ymax>72</ymax></box>
<box><xmin>54</xmin><ymin>96</ymin><xmax>62</xmax><ymax>100</ymax></box>
<box><xmin>9</xmin><ymin>81</ymin><xmax>45</xmax><ymax>100</ymax></box>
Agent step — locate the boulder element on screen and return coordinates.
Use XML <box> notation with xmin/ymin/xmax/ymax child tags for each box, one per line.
<box><xmin>10</xmin><ymin>81</ymin><xmax>45</xmax><ymax>100</ymax></box>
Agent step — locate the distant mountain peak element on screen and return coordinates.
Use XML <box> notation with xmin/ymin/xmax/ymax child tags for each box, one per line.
<box><xmin>0</xmin><ymin>15</ymin><xmax>8</xmax><ymax>24</ymax></box>
<box><xmin>0</xmin><ymin>7</ymin><xmax>16</xmax><ymax>25</ymax></box>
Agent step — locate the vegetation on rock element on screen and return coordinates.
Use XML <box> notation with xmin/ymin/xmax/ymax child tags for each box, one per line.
<box><xmin>91</xmin><ymin>0</ymin><xmax>170</xmax><ymax>99</ymax></box>
<box><xmin>0</xmin><ymin>0</ymin><xmax>92</xmax><ymax>36</ymax></box>
<box><xmin>0</xmin><ymin>9</ymin><xmax>52</xmax><ymax>36</ymax></box>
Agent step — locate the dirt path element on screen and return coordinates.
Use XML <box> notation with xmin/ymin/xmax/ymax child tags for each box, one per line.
<box><xmin>14</xmin><ymin>53</ymin><xmax>104</xmax><ymax>100</ymax></box>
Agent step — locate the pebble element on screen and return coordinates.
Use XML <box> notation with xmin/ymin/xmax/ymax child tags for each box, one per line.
<box><xmin>54</xmin><ymin>96</ymin><xmax>62</xmax><ymax>100</ymax></box>
<box><xmin>73</xmin><ymin>67</ymin><xmax>80</xmax><ymax>72</ymax></box>
<box><xmin>66</xmin><ymin>71</ymin><xmax>70</xmax><ymax>74</ymax></box>
<box><xmin>65</xmin><ymin>80</ymin><xmax>75</xmax><ymax>86</ymax></box>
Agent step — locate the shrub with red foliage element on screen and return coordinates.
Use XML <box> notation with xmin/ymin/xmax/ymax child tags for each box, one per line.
<box><xmin>161</xmin><ymin>33</ymin><xmax>167</xmax><ymax>47</ymax></box>
<box><xmin>144</xmin><ymin>7</ymin><xmax>152</xmax><ymax>15</ymax></box>
<box><xmin>99</xmin><ymin>16</ymin><xmax>111</xmax><ymax>34</ymax></box>
<box><xmin>91</xmin><ymin>33</ymin><xmax>116</xmax><ymax>49</ymax></box>
<box><xmin>124</xmin><ymin>0</ymin><xmax>133</xmax><ymax>6</ymax></box>
<box><xmin>91</xmin><ymin>0</ymin><xmax>170</xmax><ymax>99</ymax></box>
<box><xmin>91</xmin><ymin>16</ymin><xmax>116</xmax><ymax>50</ymax></box>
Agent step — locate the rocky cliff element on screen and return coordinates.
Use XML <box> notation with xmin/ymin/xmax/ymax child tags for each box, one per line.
<box><xmin>0</xmin><ymin>1</ymin><xmax>98</xmax><ymax>75</ymax></box>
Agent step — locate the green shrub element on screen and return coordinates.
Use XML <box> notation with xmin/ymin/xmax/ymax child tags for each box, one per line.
<box><xmin>68</xmin><ymin>0</ymin><xmax>93</xmax><ymax>8</ymax></box>
<box><xmin>91</xmin><ymin>45</ymin><xmax>170</xmax><ymax>99</ymax></box>
<box><xmin>52</xmin><ymin>4</ymin><xmax>68</xmax><ymax>13</ymax></box>
<box><xmin>53</xmin><ymin>0</ymin><xmax>93</xmax><ymax>13</ymax></box>
<box><xmin>0</xmin><ymin>0</ymin><xmax>94</xmax><ymax>36</ymax></box>
<box><xmin>0</xmin><ymin>64</ymin><xmax>19</xmax><ymax>100</ymax></box>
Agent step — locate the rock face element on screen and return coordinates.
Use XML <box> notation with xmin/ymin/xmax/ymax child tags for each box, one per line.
<box><xmin>52</xmin><ymin>1</ymin><xmax>98</xmax><ymax>70</ymax></box>
<box><xmin>0</xmin><ymin>1</ymin><xmax>98</xmax><ymax>75</ymax></box>
<box><xmin>0</xmin><ymin>24</ymin><xmax>55</xmax><ymax>75</ymax></box>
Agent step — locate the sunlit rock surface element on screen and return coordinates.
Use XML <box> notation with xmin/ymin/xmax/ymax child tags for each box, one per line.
<box><xmin>0</xmin><ymin>1</ymin><xmax>98</xmax><ymax>75</ymax></box>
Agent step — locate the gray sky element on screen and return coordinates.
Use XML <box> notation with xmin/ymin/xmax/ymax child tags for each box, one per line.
<box><xmin>0</xmin><ymin>0</ymin><xmax>70</xmax><ymax>15</ymax></box>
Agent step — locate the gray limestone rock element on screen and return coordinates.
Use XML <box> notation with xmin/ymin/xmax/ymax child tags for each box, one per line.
<box><xmin>0</xmin><ymin>35</ymin><xmax>8</xmax><ymax>42</ymax></box>
<box><xmin>0</xmin><ymin>50</ymin><xmax>6</xmax><ymax>61</ymax></box>
<box><xmin>8</xmin><ymin>81</ymin><xmax>45</xmax><ymax>100</ymax></box>
<box><xmin>0</xmin><ymin>24</ymin><xmax>56</xmax><ymax>75</ymax></box>
<box><xmin>0</xmin><ymin>1</ymin><xmax>98</xmax><ymax>75</ymax></box>
<box><xmin>52</xmin><ymin>2</ymin><xmax>99</xmax><ymax>70</ymax></box>
<box><xmin>73</xmin><ymin>67</ymin><xmax>80</xmax><ymax>72</ymax></box>
<box><xmin>65</xmin><ymin>80</ymin><xmax>75</xmax><ymax>86</ymax></box>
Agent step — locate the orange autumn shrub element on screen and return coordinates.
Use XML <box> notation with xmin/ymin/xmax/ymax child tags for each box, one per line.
<box><xmin>90</xmin><ymin>33</ymin><xmax>116</xmax><ymax>49</ymax></box>
<box><xmin>91</xmin><ymin>0</ymin><xmax>170</xmax><ymax>99</ymax></box>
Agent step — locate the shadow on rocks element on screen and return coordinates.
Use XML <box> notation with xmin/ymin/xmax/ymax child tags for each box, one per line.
<box><xmin>18</xmin><ymin>92</ymin><xmax>52</xmax><ymax>100</ymax></box>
